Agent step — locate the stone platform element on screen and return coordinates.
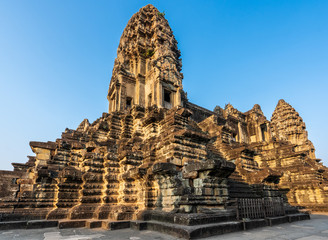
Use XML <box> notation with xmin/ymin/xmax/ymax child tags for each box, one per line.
<box><xmin>0</xmin><ymin>213</ymin><xmax>324</xmax><ymax>240</ymax></box>
<box><xmin>0</xmin><ymin>213</ymin><xmax>310</xmax><ymax>239</ymax></box>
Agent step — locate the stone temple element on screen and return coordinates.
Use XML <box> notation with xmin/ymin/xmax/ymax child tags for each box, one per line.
<box><xmin>0</xmin><ymin>4</ymin><xmax>327</xmax><ymax>239</ymax></box>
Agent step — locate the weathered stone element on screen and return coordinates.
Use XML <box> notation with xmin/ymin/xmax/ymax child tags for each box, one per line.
<box><xmin>0</xmin><ymin>4</ymin><xmax>324</xmax><ymax>239</ymax></box>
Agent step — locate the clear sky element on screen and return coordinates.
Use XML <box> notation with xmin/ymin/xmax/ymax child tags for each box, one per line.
<box><xmin>0</xmin><ymin>0</ymin><xmax>327</xmax><ymax>170</ymax></box>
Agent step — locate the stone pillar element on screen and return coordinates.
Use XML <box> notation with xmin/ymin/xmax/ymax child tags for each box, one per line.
<box><xmin>156</xmin><ymin>80</ymin><xmax>163</xmax><ymax>108</ymax></box>
<box><xmin>115</xmin><ymin>83</ymin><xmax>121</xmax><ymax>112</ymax></box>
<box><xmin>238</xmin><ymin>122</ymin><xmax>245</xmax><ymax>143</ymax></box>
<box><xmin>175</xmin><ymin>88</ymin><xmax>182</xmax><ymax>107</ymax></box>
<box><xmin>257</xmin><ymin>125</ymin><xmax>263</xmax><ymax>142</ymax></box>
<box><xmin>138</xmin><ymin>57</ymin><xmax>146</xmax><ymax>75</ymax></box>
<box><xmin>136</xmin><ymin>75</ymin><xmax>145</xmax><ymax>107</ymax></box>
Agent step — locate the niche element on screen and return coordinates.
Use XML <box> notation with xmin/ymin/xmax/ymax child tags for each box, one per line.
<box><xmin>163</xmin><ymin>89</ymin><xmax>172</xmax><ymax>109</ymax></box>
<box><xmin>126</xmin><ymin>97</ymin><xmax>132</xmax><ymax>110</ymax></box>
<box><xmin>164</xmin><ymin>89</ymin><xmax>171</xmax><ymax>103</ymax></box>
<box><xmin>148</xmin><ymin>94</ymin><xmax>152</xmax><ymax>107</ymax></box>
<box><xmin>261</xmin><ymin>124</ymin><xmax>267</xmax><ymax>141</ymax></box>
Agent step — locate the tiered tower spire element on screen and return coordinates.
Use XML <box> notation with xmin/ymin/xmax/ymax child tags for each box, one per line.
<box><xmin>108</xmin><ymin>4</ymin><xmax>183</xmax><ymax>112</ymax></box>
<box><xmin>271</xmin><ymin>99</ymin><xmax>315</xmax><ymax>158</ymax></box>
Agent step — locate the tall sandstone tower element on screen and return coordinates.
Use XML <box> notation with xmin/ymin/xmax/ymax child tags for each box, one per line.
<box><xmin>107</xmin><ymin>4</ymin><xmax>183</xmax><ymax>112</ymax></box>
<box><xmin>271</xmin><ymin>99</ymin><xmax>315</xmax><ymax>158</ymax></box>
<box><xmin>0</xmin><ymin>4</ymin><xmax>325</xmax><ymax>239</ymax></box>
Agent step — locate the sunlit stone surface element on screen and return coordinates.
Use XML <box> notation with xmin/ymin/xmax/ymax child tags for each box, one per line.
<box><xmin>0</xmin><ymin>4</ymin><xmax>325</xmax><ymax>239</ymax></box>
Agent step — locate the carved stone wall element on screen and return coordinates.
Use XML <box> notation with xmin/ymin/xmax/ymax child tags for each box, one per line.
<box><xmin>0</xmin><ymin>4</ymin><xmax>326</xmax><ymax>225</ymax></box>
<box><xmin>108</xmin><ymin>4</ymin><xmax>184</xmax><ymax>113</ymax></box>
<box><xmin>196</xmin><ymin>100</ymin><xmax>328</xmax><ymax>211</ymax></box>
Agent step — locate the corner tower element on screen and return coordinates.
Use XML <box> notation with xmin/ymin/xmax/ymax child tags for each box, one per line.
<box><xmin>107</xmin><ymin>4</ymin><xmax>184</xmax><ymax>112</ymax></box>
<box><xmin>271</xmin><ymin>99</ymin><xmax>316</xmax><ymax>158</ymax></box>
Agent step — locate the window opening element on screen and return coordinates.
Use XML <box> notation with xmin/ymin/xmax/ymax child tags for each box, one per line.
<box><xmin>164</xmin><ymin>89</ymin><xmax>171</xmax><ymax>103</ymax></box>
<box><xmin>261</xmin><ymin>124</ymin><xmax>267</xmax><ymax>141</ymax></box>
<box><xmin>126</xmin><ymin>97</ymin><xmax>132</xmax><ymax>109</ymax></box>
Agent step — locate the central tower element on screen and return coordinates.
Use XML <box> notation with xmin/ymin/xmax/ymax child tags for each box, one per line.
<box><xmin>107</xmin><ymin>4</ymin><xmax>184</xmax><ymax>112</ymax></box>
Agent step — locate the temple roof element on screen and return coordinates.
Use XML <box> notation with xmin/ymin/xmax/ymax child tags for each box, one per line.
<box><xmin>271</xmin><ymin>99</ymin><xmax>308</xmax><ymax>145</ymax></box>
<box><xmin>109</xmin><ymin>4</ymin><xmax>182</xmax><ymax>88</ymax></box>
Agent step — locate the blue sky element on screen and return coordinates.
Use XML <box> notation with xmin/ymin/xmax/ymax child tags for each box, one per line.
<box><xmin>0</xmin><ymin>0</ymin><xmax>327</xmax><ymax>170</ymax></box>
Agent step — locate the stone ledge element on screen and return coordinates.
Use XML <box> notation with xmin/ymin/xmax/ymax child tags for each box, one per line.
<box><xmin>242</xmin><ymin>219</ymin><xmax>267</xmax><ymax>230</ymax></box>
<box><xmin>146</xmin><ymin>220</ymin><xmax>191</xmax><ymax>239</ymax></box>
<box><xmin>29</xmin><ymin>141</ymin><xmax>57</xmax><ymax>150</ymax></box>
<box><xmin>139</xmin><ymin>210</ymin><xmax>236</xmax><ymax>226</ymax></box>
<box><xmin>86</xmin><ymin>220</ymin><xmax>102</xmax><ymax>229</ymax></box>
<box><xmin>146</xmin><ymin>220</ymin><xmax>243</xmax><ymax>239</ymax></box>
<box><xmin>26</xmin><ymin>220</ymin><xmax>58</xmax><ymax>229</ymax></box>
<box><xmin>138</xmin><ymin>213</ymin><xmax>311</xmax><ymax>239</ymax></box>
<box><xmin>102</xmin><ymin>221</ymin><xmax>130</xmax><ymax>230</ymax></box>
<box><xmin>130</xmin><ymin>220</ymin><xmax>148</xmax><ymax>230</ymax></box>
<box><xmin>266</xmin><ymin>216</ymin><xmax>288</xmax><ymax>226</ymax></box>
<box><xmin>0</xmin><ymin>220</ymin><xmax>58</xmax><ymax>230</ymax></box>
<box><xmin>0</xmin><ymin>221</ymin><xmax>27</xmax><ymax>230</ymax></box>
<box><xmin>0</xmin><ymin>213</ymin><xmax>311</xmax><ymax>239</ymax></box>
<box><xmin>58</xmin><ymin>220</ymin><xmax>86</xmax><ymax>229</ymax></box>
<box><xmin>288</xmin><ymin>213</ymin><xmax>311</xmax><ymax>222</ymax></box>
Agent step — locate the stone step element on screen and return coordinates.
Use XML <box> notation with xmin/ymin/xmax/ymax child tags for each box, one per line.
<box><xmin>266</xmin><ymin>216</ymin><xmax>289</xmax><ymax>226</ymax></box>
<box><xmin>140</xmin><ymin>210</ymin><xmax>236</xmax><ymax>226</ymax></box>
<box><xmin>58</xmin><ymin>220</ymin><xmax>86</xmax><ymax>229</ymax></box>
<box><xmin>26</xmin><ymin>220</ymin><xmax>58</xmax><ymax>229</ymax></box>
<box><xmin>287</xmin><ymin>213</ymin><xmax>311</xmax><ymax>222</ymax></box>
<box><xmin>0</xmin><ymin>213</ymin><xmax>310</xmax><ymax>239</ymax></box>
<box><xmin>145</xmin><ymin>220</ymin><xmax>243</xmax><ymax>239</ymax></box>
<box><xmin>0</xmin><ymin>220</ymin><xmax>58</xmax><ymax>230</ymax></box>
<box><xmin>102</xmin><ymin>220</ymin><xmax>131</xmax><ymax>230</ymax></box>
<box><xmin>142</xmin><ymin>213</ymin><xmax>310</xmax><ymax>239</ymax></box>
<box><xmin>58</xmin><ymin>219</ymin><xmax>132</xmax><ymax>230</ymax></box>
<box><xmin>0</xmin><ymin>221</ymin><xmax>27</xmax><ymax>230</ymax></box>
<box><xmin>86</xmin><ymin>220</ymin><xmax>103</xmax><ymax>229</ymax></box>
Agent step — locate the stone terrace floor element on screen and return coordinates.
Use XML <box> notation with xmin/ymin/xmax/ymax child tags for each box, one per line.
<box><xmin>0</xmin><ymin>214</ymin><xmax>327</xmax><ymax>240</ymax></box>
